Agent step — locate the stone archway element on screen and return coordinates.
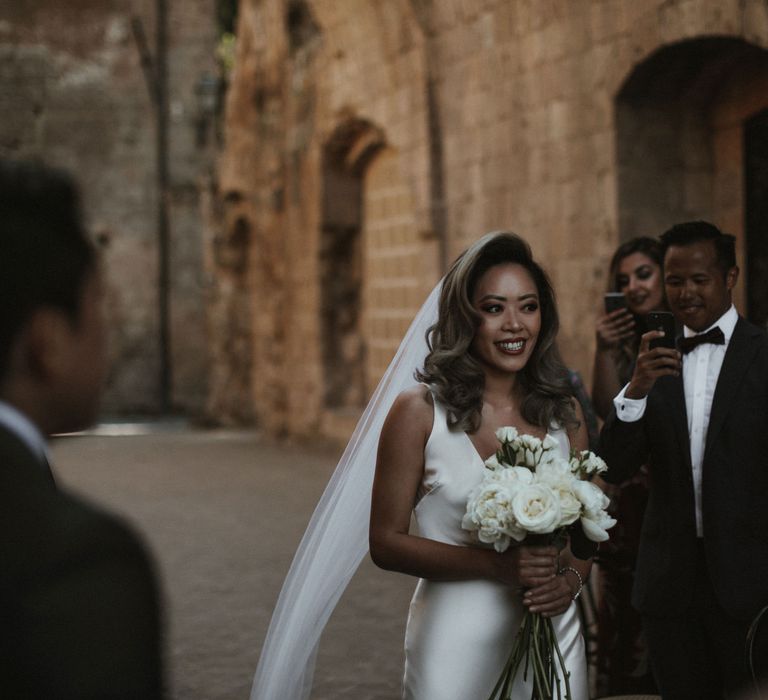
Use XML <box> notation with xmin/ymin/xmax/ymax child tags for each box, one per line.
<box><xmin>615</xmin><ymin>37</ymin><xmax>768</xmax><ymax>315</ymax></box>
<box><xmin>319</xmin><ymin>119</ymin><xmax>385</xmax><ymax>412</ymax></box>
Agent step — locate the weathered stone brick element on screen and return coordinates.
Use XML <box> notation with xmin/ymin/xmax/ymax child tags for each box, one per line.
<box><xmin>209</xmin><ymin>0</ymin><xmax>768</xmax><ymax>440</ymax></box>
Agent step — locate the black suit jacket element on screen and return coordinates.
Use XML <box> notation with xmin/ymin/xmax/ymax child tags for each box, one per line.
<box><xmin>600</xmin><ymin>316</ymin><xmax>768</xmax><ymax>621</ymax></box>
<box><xmin>0</xmin><ymin>426</ymin><xmax>164</xmax><ymax>698</ymax></box>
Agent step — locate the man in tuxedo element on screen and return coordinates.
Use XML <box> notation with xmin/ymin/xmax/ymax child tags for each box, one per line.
<box><xmin>0</xmin><ymin>159</ymin><xmax>164</xmax><ymax>697</ymax></box>
<box><xmin>599</xmin><ymin>221</ymin><xmax>768</xmax><ymax>699</ymax></box>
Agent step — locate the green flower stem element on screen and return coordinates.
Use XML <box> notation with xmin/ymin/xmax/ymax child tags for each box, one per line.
<box><xmin>548</xmin><ymin>617</ymin><xmax>572</xmax><ymax>699</ymax></box>
<box><xmin>529</xmin><ymin>615</ymin><xmax>549</xmax><ymax>696</ymax></box>
<box><xmin>486</xmin><ymin>610</ymin><xmax>573</xmax><ymax>700</ymax></box>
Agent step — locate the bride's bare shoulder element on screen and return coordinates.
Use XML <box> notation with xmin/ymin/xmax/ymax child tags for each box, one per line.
<box><xmin>377</xmin><ymin>386</ymin><xmax>434</xmax><ymax>457</ymax></box>
<box><xmin>385</xmin><ymin>385</ymin><xmax>434</xmax><ymax>430</ymax></box>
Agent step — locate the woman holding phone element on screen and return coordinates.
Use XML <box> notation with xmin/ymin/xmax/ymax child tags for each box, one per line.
<box><xmin>591</xmin><ymin>237</ymin><xmax>666</xmax><ymax>419</ymax></box>
<box><xmin>592</xmin><ymin>236</ymin><xmax>665</xmax><ymax>695</ymax></box>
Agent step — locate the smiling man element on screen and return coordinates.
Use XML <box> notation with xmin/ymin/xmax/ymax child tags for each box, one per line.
<box><xmin>599</xmin><ymin>221</ymin><xmax>768</xmax><ymax>699</ymax></box>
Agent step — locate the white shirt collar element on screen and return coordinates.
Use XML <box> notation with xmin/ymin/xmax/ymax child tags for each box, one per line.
<box><xmin>683</xmin><ymin>304</ymin><xmax>738</xmax><ymax>342</ymax></box>
<box><xmin>0</xmin><ymin>400</ymin><xmax>49</xmax><ymax>463</ymax></box>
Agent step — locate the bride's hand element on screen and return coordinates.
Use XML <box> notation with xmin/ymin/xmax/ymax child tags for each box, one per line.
<box><xmin>492</xmin><ymin>544</ymin><xmax>558</xmax><ymax>589</ymax></box>
<box><xmin>522</xmin><ymin>571</ymin><xmax>574</xmax><ymax>617</ymax></box>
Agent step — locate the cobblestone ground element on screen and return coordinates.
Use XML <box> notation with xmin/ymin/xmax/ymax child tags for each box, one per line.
<box><xmin>51</xmin><ymin>425</ymin><xmax>414</xmax><ymax>700</ymax></box>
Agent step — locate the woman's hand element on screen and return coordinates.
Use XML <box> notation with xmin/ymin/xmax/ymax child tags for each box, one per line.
<box><xmin>492</xmin><ymin>544</ymin><xmax>559</xmax><ymax>589</ymax></box>
<box><xmin>595</xmin><ymin>308</ymin><xmax>635</xmax><ymax>350</ymax></box>
<box><xmin>522</xmin><ymin>571</ymin><xmax>575</xmax><ymax>617</ymax></box>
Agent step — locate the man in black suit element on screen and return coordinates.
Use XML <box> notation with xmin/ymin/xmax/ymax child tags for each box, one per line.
<box><xmin>0</xmin><ymin>159</ymin><xmax>164</xmax><ymax>697</ymax></box>
<box><xmin>599</xmin><ymin>221</ymin><xmax>768</xmax><ymax>699</ymax></box>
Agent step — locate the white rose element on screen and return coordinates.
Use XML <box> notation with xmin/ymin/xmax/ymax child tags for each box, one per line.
<box><xmin>462</xmin><ymin>483</ymin><xmax>521</xmax><ymax>551</ymax></box>
<box><xmin>542</xmin><ymin>434</ymin><xmax>559</xmax><ymax>451</ymax></box>
<box><xmin>556</xmin><ymin>486</ymin><xmax>582</xmax><ymax>527</ymax></box>
<box><xmin>538</xmin><ymin>450</ymin><xmax>559</xmax><ymax>467</ymax></box>
<box><xmin>583</xmin><ymin>452</ymin><xmax>608</xmax><ymax>474</ymax></box>
<box><xmin>512</xmin><ymin>483</ymin><xmax>561</xmax><ymax>534</ymax></box>
<box><xmin>533</xmin><ymin>461</ymin><xmax>580</xmax><ymax>528</ymax></box>
<box><xmin>569</xmin><ymin>450</ymin><xmax>608</xmax><ymax>477</ymax></box>
<box><xmin>484</xmin><ymin>454</ymin><xmax>502</xmax><ymax>471</ymax></box>
<box><xmin>488</xmin><ymin>465</ymin><xmax>534</xmax><ymax>488</ymax></box>
<box><xmin>568</xmin><ymin>459</ymin><xmax>580</xmax><ymax>475</ymax></box>
<box><xmin>534</xmin><ymin>457</ymin><xmax>572</xmax><ymax>485</ymax></box>
<box><xmin>512</xmin><ymin>434</ymin><xmax>543</xmax><ymax>468</ymax></box>
<box><xmin>580</xmin><ymin>510</ymin><xmax>617</xmax><ymax>542</ymax></box>
<box><xmin>495</xmin><ymin>426</ymin><xmax>519</xmax><ymax>444</ymax></box>
<box><xmin>475</xmin><ymin>515</ymin><xmax>505</xmax><ymax>546</ymax></box>
<box><xmin>572</xmin><ymin>479</ymin><xmax>610</xmax><ymax>515</ymax></box>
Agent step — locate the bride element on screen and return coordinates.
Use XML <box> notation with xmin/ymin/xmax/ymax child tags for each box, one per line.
<box><xmin>252</xmin><ymin>231</ymin><xmax>591</xmax><ymax>699</ymax></box>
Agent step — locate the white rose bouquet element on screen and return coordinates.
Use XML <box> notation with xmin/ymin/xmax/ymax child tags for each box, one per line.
<box><xmin>462</xmin><ymin>427</ymin><xmax>615</xmax><ymax>700</ymax></box>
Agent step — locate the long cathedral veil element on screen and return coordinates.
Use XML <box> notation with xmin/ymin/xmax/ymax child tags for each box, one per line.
<box><xmin>250</xmin><ymin>281</ymin><xmax>442</xmax><ymax>700</ymax></box>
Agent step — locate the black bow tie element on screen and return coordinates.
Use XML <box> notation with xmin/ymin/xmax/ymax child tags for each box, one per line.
<box><xmin>677</xmin><ymin>326</ymin><xmax>725</xmax><ymax>354</ymax></box>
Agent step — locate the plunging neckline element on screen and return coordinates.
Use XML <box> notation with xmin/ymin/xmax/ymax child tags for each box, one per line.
<box><xmin>464</xmin><ymin>432</ymin><xmax>496</xmax><ymax>465</ymax></box>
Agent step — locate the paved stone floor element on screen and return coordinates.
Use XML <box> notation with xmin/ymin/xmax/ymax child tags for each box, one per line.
<box><xmin>51</xmin><ymin>425</ymin><xmax>414</xmax><ymax>700</ymax></box>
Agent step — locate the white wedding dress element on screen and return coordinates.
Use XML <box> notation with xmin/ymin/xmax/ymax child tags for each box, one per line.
<box><xmin>402</xmin><ymin>395</ymin><xmax>589</xmax><ymax>700</ymax></box>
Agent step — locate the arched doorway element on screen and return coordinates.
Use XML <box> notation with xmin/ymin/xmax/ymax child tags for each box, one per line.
<box><xmin>319</xmin><ymin>119</ymin><xmax>385</xmax><ymax>412</ymax></box>
<box><xmin>319</xmin><ymin>118</ymin><xmax>428</xmax><ymax>425</ymax></box>
<box><xmin>615</xmin><ymin>37</ymin><xmax>768</xmax><ymax>317</ymax></box>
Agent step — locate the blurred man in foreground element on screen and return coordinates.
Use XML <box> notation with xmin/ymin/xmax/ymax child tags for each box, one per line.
<box><xmin>0</xmin><ymin>159</ymin><xmax>164</xmax><ymax>697</ymax></box>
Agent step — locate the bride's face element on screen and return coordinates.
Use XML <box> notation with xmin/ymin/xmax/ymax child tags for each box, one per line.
<box><xmin>470</xmin><ymin>262</ymin><xmax>541</xmax><ymax>377</ymax></box>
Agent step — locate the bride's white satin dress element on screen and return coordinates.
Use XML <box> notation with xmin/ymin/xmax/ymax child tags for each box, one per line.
<box><xmin>402</xmin><ymin>397</ymin><xmax>589</xmax><ymax>700</ymax></box>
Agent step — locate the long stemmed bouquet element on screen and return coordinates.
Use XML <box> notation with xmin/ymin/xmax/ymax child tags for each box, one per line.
<box><xmin>462</xmin><ymin>427</ymin><xmax>615</xmax><ymax>700</ymax></box>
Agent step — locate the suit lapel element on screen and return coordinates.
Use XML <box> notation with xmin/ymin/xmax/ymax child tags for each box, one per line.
<box><xmin>705</xmin><ymin>317</ymin><xmax>760</xmax><ymax>456</ymax></box>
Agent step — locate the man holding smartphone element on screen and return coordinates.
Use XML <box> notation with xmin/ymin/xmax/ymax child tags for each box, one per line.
<box><xmin>599</xmin><ymin>221</ymin><xmax>768</xmax><ymax>699</ymax></box>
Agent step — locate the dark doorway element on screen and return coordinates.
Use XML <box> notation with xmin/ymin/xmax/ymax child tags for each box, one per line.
<box><xmin>320</xmin><ymin>120</ymin><xmax>384</xmax><ymax>411</ymax></box>
<box><xmin>744</xmin><ymin>108</ymin><xmax>768</xmax><ymax>328</ymax></box>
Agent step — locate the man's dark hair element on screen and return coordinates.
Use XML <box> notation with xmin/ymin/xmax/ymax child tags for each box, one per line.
<box><xmin>659</xmin><ymin>220</ymin><xmax>736</xmax><ymax>276</ymax></box>
<box><xmin>0</xmin><ymin>159</ymin><xmax>96</xmax><ymax>379</ymax></box>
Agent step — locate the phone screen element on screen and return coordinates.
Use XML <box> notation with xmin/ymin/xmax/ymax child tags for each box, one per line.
<box><xmin>604</xmin><ymin>293</ymin><xmax>627</xmax><ymax>314</ymax></box>
<box><xmin>646</xmin><ymin>311</ymin><xmax>676</xmax><ymax>350</ymax></box>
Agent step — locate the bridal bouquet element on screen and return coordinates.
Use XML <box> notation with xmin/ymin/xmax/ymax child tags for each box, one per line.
<box><xmin>462</xmin><ymin>427</ymin><xmax>615</xmax><ymax>700</ymax></box>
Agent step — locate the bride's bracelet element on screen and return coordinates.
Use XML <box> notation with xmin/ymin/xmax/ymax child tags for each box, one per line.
<box><xmin>558</xmin><ymin>566</ymin><xmax>583</xmax><ymax>600</ymax></box>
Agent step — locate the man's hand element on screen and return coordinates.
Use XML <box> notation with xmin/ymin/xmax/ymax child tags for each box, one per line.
<box><xmin>625</xmin><ymin>330</ymin><xmax>681</xmax><ymax>399</ymax></box>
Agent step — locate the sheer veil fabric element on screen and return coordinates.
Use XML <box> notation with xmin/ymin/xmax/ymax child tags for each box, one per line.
<box><xmin>250</xmin><ymin>282</ymin><xmax>442</xmax><ymax>700</ymax></box>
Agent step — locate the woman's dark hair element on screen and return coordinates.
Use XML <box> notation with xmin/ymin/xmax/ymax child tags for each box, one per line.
<box><xmin>607</xmin><ymin>236</ymin><xmax>663</xmax><ymax>292</ymax></box>
<box><xmin>416</xmin><ymin>231</ymin><xmax>577</xmax><ymax>433</ymax></box>
<box><xmin>0</xmin><ymin>159</ymin><xmax>95</xmax><ymax>382</ymax></box>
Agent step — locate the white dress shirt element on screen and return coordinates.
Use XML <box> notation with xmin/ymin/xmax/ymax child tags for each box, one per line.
<box><xmin>613</xmin><ymin>305</ymin><xmax>739</xmax><ymax>537</ymax></box>
<box><xmin>0</xmin><ymin>400</ymin><xmax>50</xmax><ymax>466</ymax></box>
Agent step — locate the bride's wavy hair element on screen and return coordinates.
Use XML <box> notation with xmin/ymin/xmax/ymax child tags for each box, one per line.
<box><xmin>416</xmin><ymin>231</ymin><xmax>577</xmax><ymax>433</ymax></box>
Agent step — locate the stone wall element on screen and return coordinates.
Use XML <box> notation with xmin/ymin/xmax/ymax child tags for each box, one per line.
<box><xmin>215</xmin><ymin>0</ymin><xmax>768</xmax><ymax>441</ymax></box>
<box><xmin>0</xmin><ymin>0</ymin><xmax>219</xmax><ymax>416</ymax></box>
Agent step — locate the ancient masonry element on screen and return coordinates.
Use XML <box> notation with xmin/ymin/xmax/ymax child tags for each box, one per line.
<box><xmin>0</xmin><ymin>0</ymin><xmax>220</xmax><ymax>416</ymax></box>
<box><xmin>3</xmin><ymin>1</ymin><xmax>768</xmax><ymax>437</ymax></box>
<box><xmin>211</xmin><ymin>0</ymin><xmax>768</xmax><ymax>441</ymax></box>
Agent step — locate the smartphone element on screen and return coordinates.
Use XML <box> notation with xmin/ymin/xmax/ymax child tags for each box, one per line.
<box><xmin>646</xmin><ymin>311</ymin><xmax>676</xmax><ymax>350</ymax></box>
<box><xmin>604</xmin><ymin>292</ymin><xmax>628</xmax><ymax>314</ymax></box>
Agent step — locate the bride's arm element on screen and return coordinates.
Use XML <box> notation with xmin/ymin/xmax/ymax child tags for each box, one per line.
<box><xmin>369</xmin><ymin>386</ymin><xmax>558</xmax><ymax>588</ymax></box>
